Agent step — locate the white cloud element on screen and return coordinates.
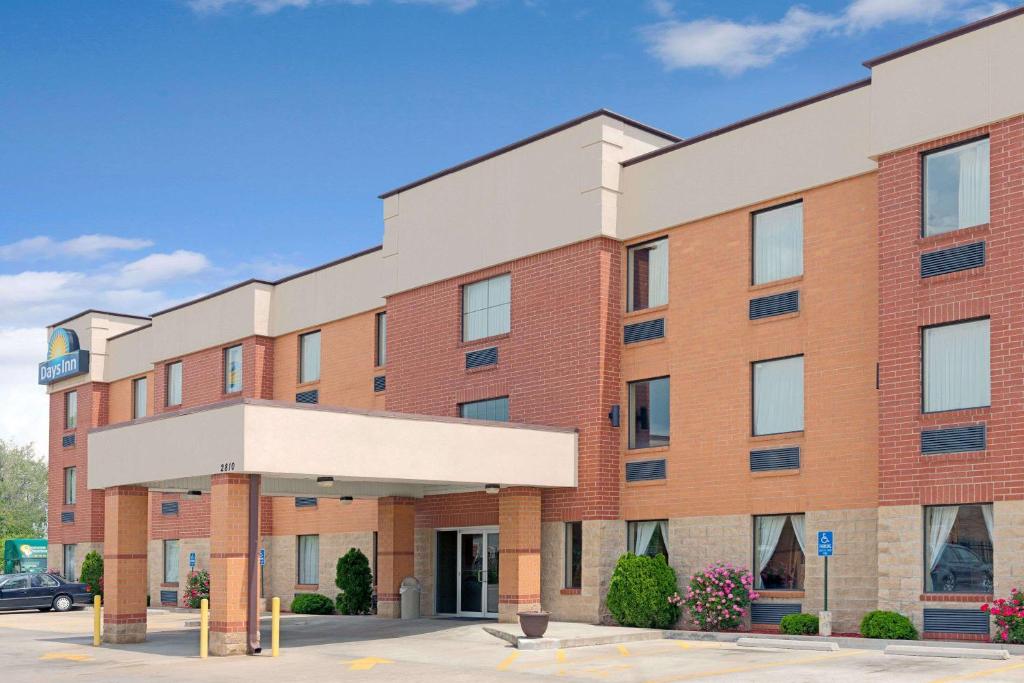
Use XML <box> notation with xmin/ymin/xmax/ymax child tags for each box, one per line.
<box><xmin>0</xmin><ymin>328</ymin><xmax>49</xmax><ymax>454</ymax></box>
<box><xmin>186</xmin><ymin>0</ymin><xmax>475</xmax><ymax>14</ymax></box>
<box><xmin>0</xmin><ymin>234</ymin><xmax>153</xmax><ymax>261</ymax></box>
<box><xmin>117</xmin><ymin>250</ymin><xmax>211</xmax><ymax>288</ymax></box>
<box><xmin>648</xmin><ymin>0</ymin><xmax>675</xmax><ymax>20</ymax></box>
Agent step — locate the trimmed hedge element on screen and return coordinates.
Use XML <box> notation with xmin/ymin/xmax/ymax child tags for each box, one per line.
<box><xmin>606</xmin><ymin>553</ymin><xmax>680</xmax><ymax>629</ymax></box>
<box><xmin>291</xmin><ymin>593</ymin><xmax>336</xmax><ymax>615</ymax></box>
<box><xmin>80</xmin><ymin>551</ymin><xmax>104</xmax><ymax>599</ymax></box>
<box><xmin>860</xmin><ymin>610</ymin><xmax>918</xmax><ymax>640</ymax></box>
<box><xmin>780</xmin><ymin>613</ymin><xmax>819</xmax><ymax>635</ymax></box>
<box><xmin>335</xmin><ymin>548</ymin><xmax>373</xmax><ymax>615</ymax></box>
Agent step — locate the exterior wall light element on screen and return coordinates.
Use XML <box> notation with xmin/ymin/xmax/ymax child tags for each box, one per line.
<box><xmin>183</xmin><ymin>490</ymin><xmax>202</xmax><ymax>500</ymax></box>
<box><xmin>339</xmin><ymin>496</ymin><xmax>353</xmax><ymax>505</ymax></box>
<box><xmin>316</xmin><ymin>476</ymin><xmax>334</xmax><ymax>488</ymax></box>
<box><xmin>484</xmin><ymin>484</ymin><xmax>500</xmax><ymax>495</ymax></box>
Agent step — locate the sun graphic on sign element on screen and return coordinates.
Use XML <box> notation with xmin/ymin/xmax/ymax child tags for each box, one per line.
<box><xmin>47</xmin><ymin>328</ymin><xmax>80</xmax><ymax>360</ymax></box>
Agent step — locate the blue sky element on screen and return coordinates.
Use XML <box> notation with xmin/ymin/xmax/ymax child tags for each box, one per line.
<box><xmin>0</xmin><ymin>0</ymin><xmax>1014</xmax><ymax>449</ymax></box>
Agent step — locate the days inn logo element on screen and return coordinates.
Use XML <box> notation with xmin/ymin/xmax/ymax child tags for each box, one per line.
<box><xmin>38</xmin><ymin>327</ymin><xmax>90</xmax><ymax>385</ymax></box>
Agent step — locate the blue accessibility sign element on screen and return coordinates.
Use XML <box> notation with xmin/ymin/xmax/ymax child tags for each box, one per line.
<box><xmin>189</xmin><ymin>552</ymin><xmax>196</xmax><ymax>568</ymax></box>
<box><xmin>817</xmin><ymin>531</ymin><xmax>834</xmax><ymax>557</ymax></box>
<box><xmin>259</xmin><ymin>548</ymin><xmax>266</xmax><ymax>567</ymax></box>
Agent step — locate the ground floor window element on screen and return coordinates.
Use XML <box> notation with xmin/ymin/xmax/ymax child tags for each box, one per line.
<box><xmin>297</xmin><ymin>534</ymin><xmax>319</xmax><ymax>584</ymax></box>
<box><xmin>565</xmin><ymin>522</ymin><xmax>582</xmax><ymax>589</ymax></box>
<box><xmin>754</xmin><ymin>514</ymin><xmax>805</xmax><ymax>590</ymax></box>
<box><xmin>163</xmin><ymin>540</ymin><xmax>180</xmax><ymax>583</ymax></box>
<box><xmin>925</xmin><ymin>504</ymin><xmax>993</xmax><ymax>594</ymax></box>
<box><xmin>627</xmin><ymin>520</ymin><xmax>668</xmax><ymax>559</ymax></box>
<box><xmin>63</xmin><ymin>544</ymin><xmax>77</xmax><ymax>582</ymax></box>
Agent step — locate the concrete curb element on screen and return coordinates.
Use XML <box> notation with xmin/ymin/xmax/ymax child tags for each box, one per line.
<box><xmin>885</xmin><ymin>645</ymin><xmax>1010</xmax><ymax>660</ymax></box>
<box><xmin>483</xmin><ymin>626</ymin><xmax>662</xmax><ymax>650</ymax></box>
<box><xmin>664</xmin><ymin>630</ymin><xmax>1024</xmax><ymax>655</ymax></box>
<box><xmin>737</xmin><ymin>637</ymin><xmax>839</xmax><ymax>652</ymax></box>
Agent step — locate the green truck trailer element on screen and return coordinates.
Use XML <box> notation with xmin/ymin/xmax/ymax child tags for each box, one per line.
<box><xmin>2</xmin><ymin>539</ymin><xmax>48</xmax><ymax>574</ymax></box>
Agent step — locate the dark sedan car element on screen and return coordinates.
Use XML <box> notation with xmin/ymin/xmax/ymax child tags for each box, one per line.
<box><xmin>0</xmin><ymin>572</ymin><xmax>92</xmax><ymax>612</ymax></box>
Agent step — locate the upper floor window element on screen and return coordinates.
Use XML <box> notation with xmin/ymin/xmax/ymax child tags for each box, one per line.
<box><xmin>459</xmin><ymin>396</ymin><xmax>509</xmax><ymax>422</ymax></box>
<box><xmin>923</xmin><ymin>318</ymin><xmax>990</xmax><ymax>413</ymax></box>
<box><xmin>627</xmin><ymin>520</ymin><xmax>668</xmax><ymax>559</ymax></box>
<box><xmin>754</xmin><ymin>514</ymin><xmax>805</xmax><ymax>590</ymax></box>
<box><xmin>132</xmin><ymin>377</ymin><xmax>148</xmax><ymax>419</ymax></box>
<box><xmin>224</xmin><ymin>345</ymin><xmax>243</xmax><ymax>393</ymax></box>
<box><xmin>463</xmin><ymin>274</ymin><xmax>510</xmax><ymax>342</ymax></box>
<box><xmin>64</xmin><ymin>466</ymin><xmax>77</xmax><ymax>505</ymax></box>
<box><xmin>924</xmin><ymin>137</ymin><xmax>989</xmax><ymax>236</ymax></box>
<box><xmin>752</xmin><ymin>201</ymin><xmax>803</xmax><ymax>285</ymax></box>
<box><xmin>627</xmin><ymin>237</ymin><xmax>668</xmax><ymax>312</ymax></box>
<box><xmin>628</xmin><ymin>377</ymin><xmax>670</xmax><ymax>449</ymax></box>
<box><xmin>925</xmin><ymin>503</ymin><xmax>993</xmax><ymax>594</ymax></box>
<box><xmin>166</xmin><ymin>361</ymin><xmax>183</xmax><ymax>407</ymax></box>
<box><xmin>753</xmin><ymin>355</ymin><xmax>804</xmax><ymax>435</ymax></box>
<box><xmin>299</xmin><ymin>331</ymin><xmax>321</xmax><ymax>384</ymax></box>
<box><xmin>64</xmin><ymin>390</ymin><xmax>77</xmax><ymax>430</ymax></box>
<box><xmin>376</xmin><ymin>312</ymin><xmax>387</xmax><ymax>367</ymax></box>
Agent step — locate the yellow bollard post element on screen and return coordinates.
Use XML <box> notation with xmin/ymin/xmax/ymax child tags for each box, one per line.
<box><xmin>200</xmin><ymin>598</ymin><xmax>209</xmax><ymax>659</ymax></box>
<box><xmin>271</xmin><ymin>597</ymin><xmax>280</xmax><ymax>657</ymax></box>
<box><xmin>93</xmin><ymin>595</ymin><xmax>101</xmax><ymax>646</ymax></box>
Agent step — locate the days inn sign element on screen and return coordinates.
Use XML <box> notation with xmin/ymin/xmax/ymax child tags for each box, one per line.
<box><xmin>38</xmin><ymin>327</ymin><xmax>90</xmax><ymax>385</ymax></box>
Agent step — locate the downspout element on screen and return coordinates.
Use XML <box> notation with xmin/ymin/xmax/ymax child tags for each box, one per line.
<box><xmin>247</xmin><ymin>474</ymin><xmax>262</xmax><ymax>654</ymax></box>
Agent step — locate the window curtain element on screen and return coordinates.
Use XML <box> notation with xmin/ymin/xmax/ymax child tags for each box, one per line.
<box><xmin>298</xmin><ymin>535</ymin><xmax>319</xmax><ymax>584</ymax></box>
<box><xmin>982</xmin><ymin>504</ymin><xmax>994</xmax><ymax>542</ymax></box>
<box><xmin>789</xmin><ymin>515</ymin><xmax>806</xmax><ymax>556</ymax></box>
<box><xmin>658</xmin><ymin>520</ymin><xmax>669</xmax><ymax>554</ymax></box>
<box><xmin>754</xmin><ymin>356</ymin><xmax>804</xmax><ymax>435</ymax></box>
<box><xmin>165</xmin><ymin>541</ymin><xmax>179</xmax><ymax>583</ymax></box>
<box><xmin>924</xmin><ymin>320</ymin><xmax>990</xmax><ymax>412</ymax></box>
<box><xmin>167</xmin><ymin>363</ymin><xmax>182</xmax><ymax>405</ymax></box>
<box><xmin>301</xmin><ymin>333</ymin><xmax>320</xmax><ymax>382</ymax></box>
<box><xmin>634</xmin><ymin>521</ymin><xmax>658</xmax><ymax>556</ymax></box>
<box><xmin>958</xmin><ymin>139</ymin><xmax>989</xmax><ymax>229</ymax></box>
<box><xmin>647</xmin><ymin>240</ymin><xmax>669</xmax><ymax>308</ymax></box>
<box><xmin>755</xmin><ymin>515</ymin><xmax>787</xmax><ymax>584</ymax></box>
<box><xmin>753</xmin><ymin>203</ymin><xmax>803</xmax><ymax>285</ymax></box>
<box><xmin>926</xmin><ymin>506</ymin><xmax>959</xmax><ymax>591</ymax></box>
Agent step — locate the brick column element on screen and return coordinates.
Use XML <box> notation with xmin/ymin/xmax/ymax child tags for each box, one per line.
<box><xmin>210</xmin><ymin>473</ymin><xmax>256</xmax><ymax>655</ymax></box>
<box><xmin>103</xmin><ymin>486</ymin><xmax>148</xmax><ymax>643</ymax></box>
<box><xmin>376</xmin><ymin>497</ymin><xmax>415</xmax><ymax>618</ymax></box>
<box><xmin>498</xmin><ymin>487</ymin><xmax>541</xmax><ymax>623</ymax></box>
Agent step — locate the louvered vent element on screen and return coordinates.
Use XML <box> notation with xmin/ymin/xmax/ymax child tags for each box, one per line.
<box><xmin>750</xmin><ymin>603</ymin><xmax>802</xmax><ymax>625</ymax></box>
<box><xmin>62</xmin><ymin>434</ymin><xmax>76</xmax><ymax>448</ymax></box>
<box><xmin>373</xmin><ymin>375</ymin><xmax>386</xmax><ymax>392</ymax></box>
<box><xmin>160</xmin><ymin>590</ymin><xmax>178</xmax><ymax>606</ymax></box>
<box><xmin>921</xmin><ymin>242</ymin><xmax>985</xmax><ymax>278</ymax></box>
<box><xmin>923</xmin><ymin>608</ymin><xmax>990</xmax><ymax>634</ymax></box>
<box><xmin>466</xmin><ymin>347</ymin><xmax>498</xmax><ymax>369</ymax></box>
<box><xmin>750</xmin><ymin>291</ymin><xmax>800</xmax><ymax>320</ymax></box>
<box><xmin>624</xmin><ymin>318</ymin><xmax>665</xmax><ymax>344</ymax></box>
<box><xmin>295</xmin><ymin>390</ymin><xmax>319</xmax><ymax>404</ymax></box>
<box><xmin>625</xmin><ymin>459</ymin><xmax>666</xmax><ymax>482</ymax></box>
<box><xmin>161</xmin><ymin>501</ymin><xmax>179</xmax><ymax>516</ymax></box>
<box><xmin>750</xmin><ymin>446</ymin><xmax>800</xmax><ymax>472</ymax></box>
<box><xmin>61</xmin><ymin>511</ymin><xmax>75</xmax><ymax>524</ymax></box>
<box><xmin>921</xmin><ymin>424</ymin><xmax>986</xmax><ymax>455</ymax></box>
<box><xmin>295</xmin><ymin>497</ymin><xmax>318</xmax><ymax>508</ymax></box>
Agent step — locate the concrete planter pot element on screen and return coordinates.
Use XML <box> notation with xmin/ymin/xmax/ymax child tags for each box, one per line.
<box><xmin>518</xmin><ymin>610</ymin><xmax>551</xmax><ymax>638</ymax></box>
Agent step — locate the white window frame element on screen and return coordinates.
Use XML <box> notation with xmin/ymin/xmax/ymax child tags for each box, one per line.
<box><xmin>299</xmin><ymin>330</ymin><xmax>321</xmax><ymax>384</ymax></box>
<box><xmin>64</xmin><ymin>467</ymin><xmax>76</xmax><ymax>505</ymax></box>
<box><xmin>922</xmin><ymin>318</ymin><xmax>991</xmax><ymax>413</ymax></box>
<box><xmin>462</xmin><ymin>274</ymin><xmax>511</xmax><ymax>342</ymax></box>
<box><xmin>166</xmin><ymin>361</ymin><xmax>183</xmax><ymax>407</ymax></box>
<box><xmin>132</xmin><ymin>376</ymin><xmax>148</xmax><ymax>419</ymax></box>
<box><xmin>626</xmin><ymin>237</ymin><xmax>669</xmax><ymax>312</ymax></box>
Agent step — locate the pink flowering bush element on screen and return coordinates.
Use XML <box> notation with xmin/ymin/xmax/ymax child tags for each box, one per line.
<box><xmin>675</xmin><ymin>562</ymin><xmax>759</xmax><ymax>632</ymax></box>
<box><xmin>184</xmin><ymin>569</ymin><xmax>210</xmax><ymax>609</ymax></box>
<box><xmin>982</xmin><ymin>588</ymin><xmax>1024</xmax><ymax>644</ymax></box>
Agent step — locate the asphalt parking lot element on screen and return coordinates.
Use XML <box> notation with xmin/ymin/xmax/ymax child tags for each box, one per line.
<box><xmin>1</xmin><ymin>609</ymin><xmax>1023</xmax><ymax>682</ymax></box>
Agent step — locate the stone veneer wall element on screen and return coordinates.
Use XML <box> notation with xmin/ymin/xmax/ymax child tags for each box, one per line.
<box><xmin>48</xmin><ymin>541</ymin><xmax>103</xmax><ymax>584</ymax></box>
<box><xmin>540</xmin><ymin>520</ymin><xmax>623</xmax><ymax>624</ymax></box>
<box><xmin>146</xmin><ymin>538</ymin><xmax>211</xmax><ymax>607</ymax></box>
<box><xmin>264</xmin><ymin>531</ymin><xmax>374</xmax><ymax>611</ymax></box>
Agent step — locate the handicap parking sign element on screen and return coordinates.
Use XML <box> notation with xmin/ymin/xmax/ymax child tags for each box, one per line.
<box><xmin>259</xmin><ymin>548</ymin><xmax>266</xmax><ymax>566</ymax></box>
<box><xmin>817</xmin><ymin>531</ymin><xmax>834</xmax><ymax>557</ymax></box>
<box><xmin>189</xmin><ymin>552</ymin><xmax>196</xmax><ymax>568</ymax></box>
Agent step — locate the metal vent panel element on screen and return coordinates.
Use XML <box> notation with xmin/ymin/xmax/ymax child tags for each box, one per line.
<box><xmin>62</xmin><ymin>434</ymin><xmax>76</xmax><ymax>448</ymax></box>
<box><xmin>295</xmin><ymin>389</ymin><xmax>319</xmax><ymax>404</ymax></box>
<box><xmin>625</xmin><ymin>459</ymin><xmax>666</xmax><ymax>482</ymax></box>
<box><xmin>624</xmin><ymin>318</ymin><xmax>665</xmax><ymax>344</ymax></box>
<box><xmin>373</xmin><ymin>375</ymin><xmax>386</xmax><ymax>392</ymax></box>
<box><xmin>161</xmin><ymin>501</ymin><xmax>179</xmax><ymax>516</ymax></box>
<box><xmin>749</xmin><ymin>291</ymin><xmax>799</xmax><ymax>320</ymax></box>
<box><xmin>466</xmin><ymin>347</ymin><xmax>498</xmax><ymax>369</ymax></box>
<box><xmin>160</xmin><ymin>590</ymin><xmax>178</xmax><ymax>606</ymax></box>
<box><xmin>923</xmin><ymin>608</ymin><xmax>990</xmax><ymax>634</ymax></box>
<box><xmin>294</xmin><ymin>497</ymin><xmax>318</xmax><ymax>508</ymax></box>
<box><xmin>921</xmin><ymin>242</ymin><xmax>985</xmax><ymax>278</ymax></box>
<box><xmin>750</xmin><ymin>446</ymin><xmax>801</xmax><ymax>472</ymax></box>
<box><xmin>921</xmin><ymin>424</ymin><xmax>986</xmax><ymax>455</ymax></box>
<box><xmin>61</xmin><ymin>511</ymin><xmax>75</xmax><ymax>524</ymax></box>
<box><xmin>750</xmin><ymin>603</ymin><xmax>802</xmax><ymax>625</ymax></box>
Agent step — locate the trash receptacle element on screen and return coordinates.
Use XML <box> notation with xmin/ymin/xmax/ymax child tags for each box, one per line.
<box><xmin>400</xmin><ymin>576</ymin><xmax>420</xmax><ymax>620</ymax></box>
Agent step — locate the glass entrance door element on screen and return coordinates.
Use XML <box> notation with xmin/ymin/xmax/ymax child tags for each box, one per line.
<box><xmin>452</xmin><ymin>527</ymin><xmax>499</xmax><ymax>618</ymax></box>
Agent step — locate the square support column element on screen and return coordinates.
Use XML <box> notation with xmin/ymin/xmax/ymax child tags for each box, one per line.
<box><xmin>376</xmin><ymin>497</ymin><xmax>415</xmax><ymax>618</ymax></box>
<box><xmin>103</xmin><ymin>486</ymin><xmax>148</xmax><ymax>643</ymax></box>
<box><xmin>498</xmin><ymin>487</ymin><xmax>542</xmax><ymax>622</ymax></box>
<box><xmin>210</xmin><ymin>473</ymin><xmax>257</xmax><ymax>656</ymax></box>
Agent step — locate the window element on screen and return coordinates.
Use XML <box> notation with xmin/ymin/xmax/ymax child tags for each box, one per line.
<box><xmin>64</xmin><ymin>467</ymin><xmax>76</xmax><ymax>505</ymax></box>
<box><xmin>64</xmin><ymin>391</ymin><xmax>78</xmax><ymax>430</ymax></box>
<box><xmin>63</xmin><ymin>544</ymin><xmax>77</xmax><ymax>582</ymax></box>
<box><xmin>297</xmin><ymin>534</ymin><xmax>319</xmax><ymax>584</ymax></box>
<box><xmin>924</xmin><ymin>138</ymin><xmax>990</xmax><ymax>236</ymax></box>
<box><xmin>628</xmin><ymin>377</ymin><xmax>670</xmax><ymax>449</ymax></box>
<box><xmin>754</xmin><ymin>514</ymin><xmax>805</xmax><ymax>590</ymax></box>
<box><xmin>753</xmin><ymin>356</ymin><xmax>804</xmax><ymax>435</ymax></box>
<box><xmin>376</xmin><ymin>312</ymin><xmax>387</xmax><ymax>367</ymax></box>
<box><xmin>299</xmin><ymin>331</ymin><xmax>321</xmax><ymax>383</ymax></box>
<box><xmin>923</xmin><ymin>319</ymin><xmax>990</xmax><ymax>413</ymax></box>
<box><xmin>459</xmin><ymin>396</ymin><xmax>509</xmax><ymax>422</ymax></box>
<box><xmin>925</xmin><ymin>504</ymin><xmax>993</xmax><ymax>593</ymax></box>
<box><xmin>164</xmin><ymin>539</ymin><xmax>180</xmax><ymax>583</ymax></box>
<box><xmin>752</xmin><ymin>201</ymin><xmax>804</xmax><ymax>285</ymax></box>
<box><xmin>462</xmin><ymin>274</ymin><xmax>510</xmax><ymax>342</ymax></box>
<box><xmin>224</xmin><ymin>345</ymin><xmax>243</xmax><ymax>393</ymax></box>
<box><xmin>132</xmin><ymin>377</ymin><xmax>148</xmax><ymax>419</ymax></box>
<box><xmin>166</xmin><ymin>361</ymin><xmax>182</xmax><ymax>407</ymax></box>
<box><xmin>627</xmin><ymin>520</ymin><xmax>668</xmax><ymax>559</ymax></box>
<box><xmin>565</xmin><ymin>522</ymin><xmax>582</xmax><ymax>589</ymax></box>
<box><xmin>627</xmin><ymin>238</ymin><xmax>669</xmax><ymax>312</ymax></box>
<box><xmin>32</xmin><ymin>574</ymin><xmax>59</xmax><ymax>588</ymax></box>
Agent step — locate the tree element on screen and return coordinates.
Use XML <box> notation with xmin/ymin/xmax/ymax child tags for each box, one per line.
<box><xmin>0</xmin><ymin>439</ymin><xmax>48</xmax><ymax>566</ymax></box>
<box><xmin>335</xmin><ymin>548</ymin><xmax>373</xmax><ymax>615</ymax></box>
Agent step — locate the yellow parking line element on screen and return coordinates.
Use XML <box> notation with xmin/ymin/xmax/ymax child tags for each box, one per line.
<box><xmin>496</xmin><ymin>651</ymin><xmax>520</xmax><ymax>671</ymax></box>
<box><xmin>928</xmin><ymin>661</ymin><xmax>1024</xmax><ymax>683</ymax></box>
<box><xmin>644</xmin><ymin>649</ymin><xmax>868</xmax><ymax>683</ymax></box>
<box><xmin>618</xmin><ymin>644</ymin><xmax>631</xmax><ymax>657</ymax></box>
<box><xmin>556</xmin><ymin>648</ymin><xmax>567</xmax><ymax>663</ymax></box>
<box><xmin>40</xmin><ymin>652</ymin><xmax>92</xmax><ymax>662</ymax></box>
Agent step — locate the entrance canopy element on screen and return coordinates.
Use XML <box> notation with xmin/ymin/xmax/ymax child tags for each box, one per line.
<box><xmin>87</xmin><ymin>398</ymin><xmax>577</xmax><ymax>497</ymax></box>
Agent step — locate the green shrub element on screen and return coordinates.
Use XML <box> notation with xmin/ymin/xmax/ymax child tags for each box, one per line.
<box><xmin>606</xmin><ymin>553</ymin><xmax>680</xmax><ymax>629</ymax></box>
<box><xmin>335</xmin><ymin>548</ymin><xmax>373</xmax><ymax>615</ymax></box>
<box><xmin>780</xmin><ymin>613</ymin><xmax>819</xmax><ymax>635</ymax></box>
<box><xmin>80</xmin><ymin>551</ymin><xmax>104</xmax><ymax>598</ymax></box>
<box><xmin>860</xmin><ymin>610</ymin><xmax>918</xmax><ymax>640</ymax></box>
<box><xmin>291</xmin><ymin>593</ymin><xmax>336</xmax><ymax>615</ymax></box>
